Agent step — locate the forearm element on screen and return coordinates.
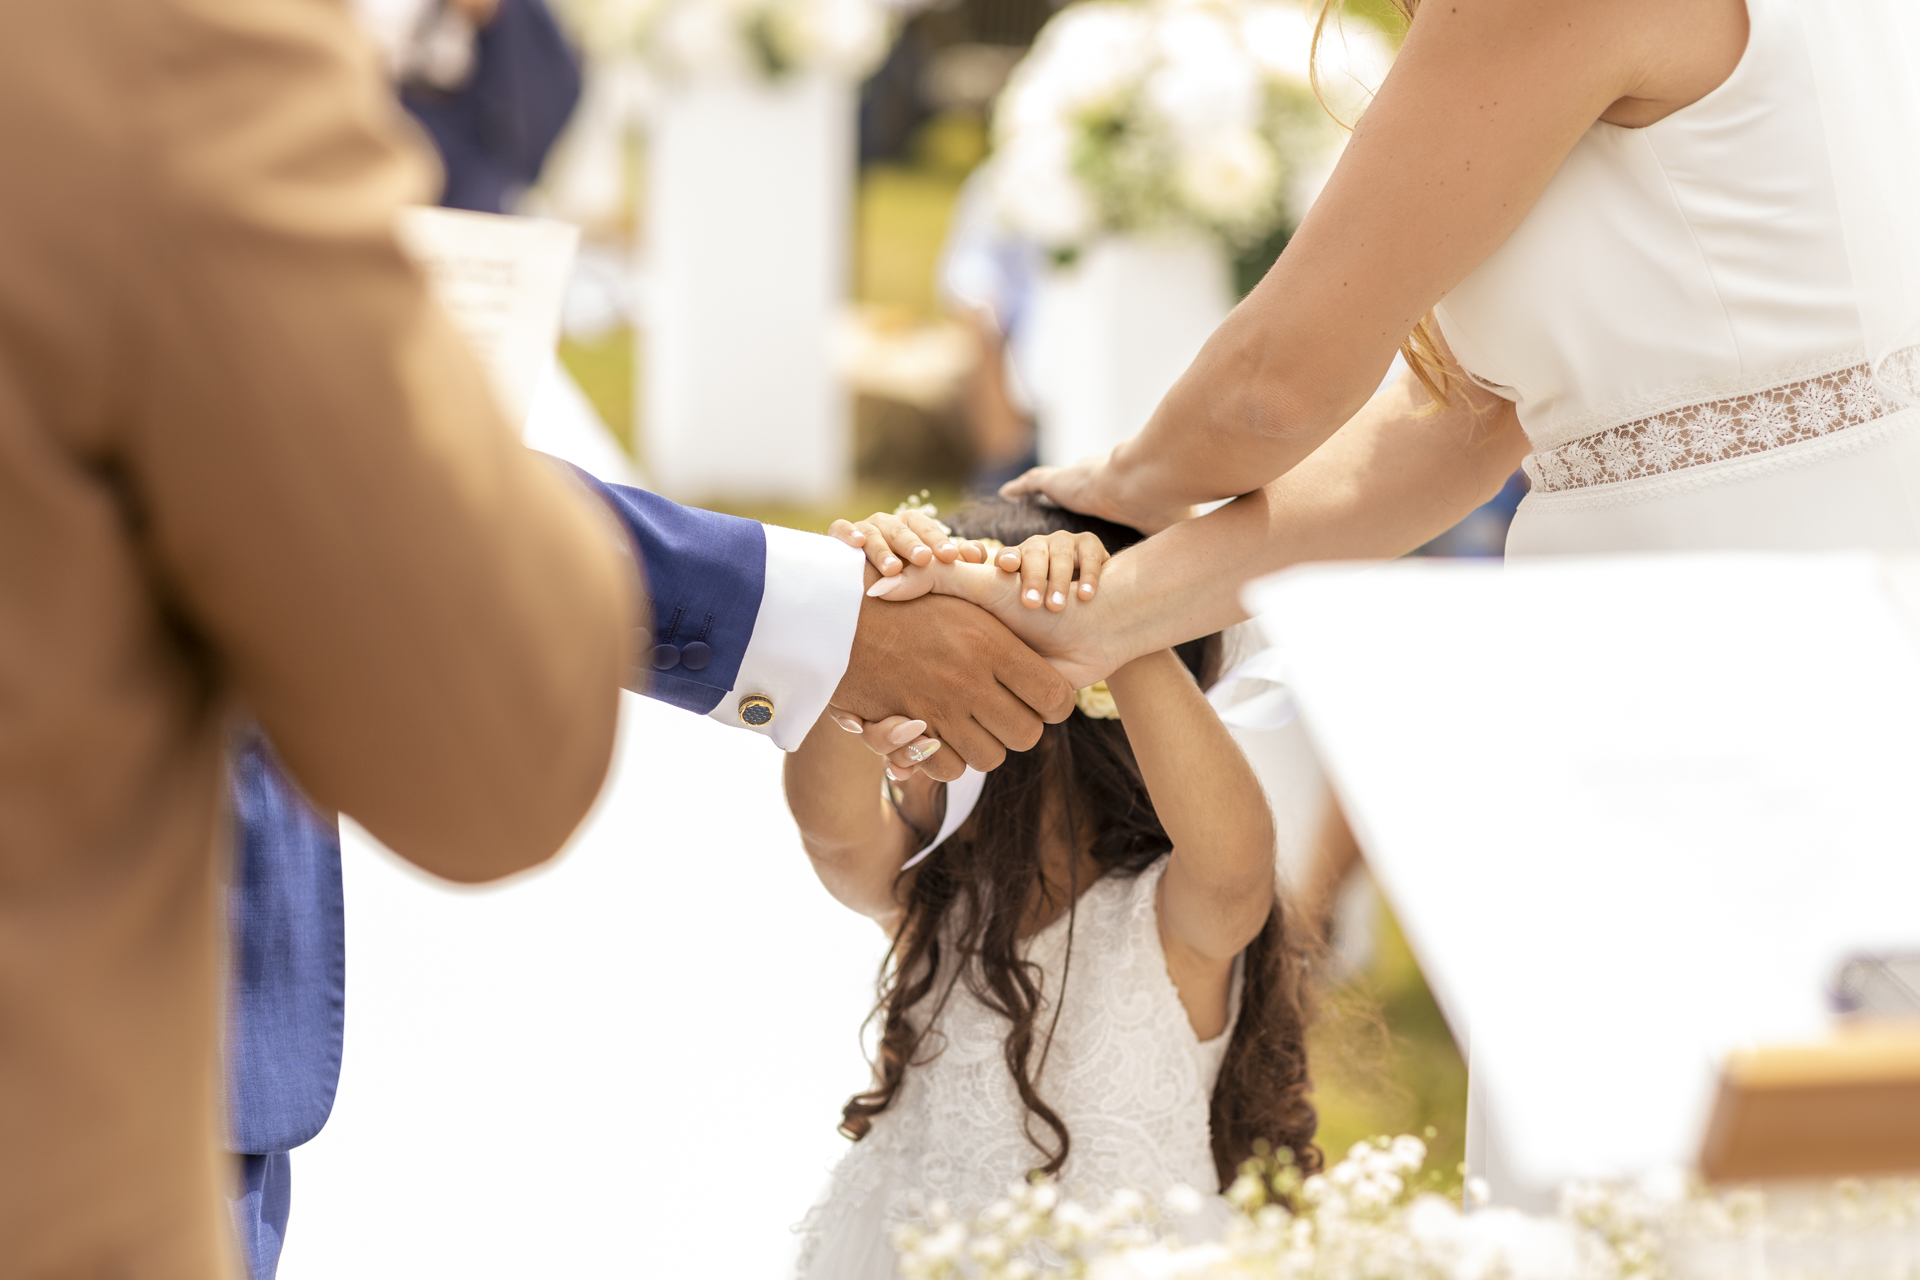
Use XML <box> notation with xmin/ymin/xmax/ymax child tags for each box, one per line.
<box><xmin>783</xmin><ymin>713</ymin><xmax>913</xmax><ymax>920</ymax></box>
<box><xmin>1095</xmin><ymin>377</ymin><xmax>1529</xmax><ymax>667</ymax></box>
<box><xmin>1107</xmin><ymin>650</ymin><xmax>1273</xmax><ymax>962</ymax></box>
<box><xmin>1106</xmin><ymin>651</ymin><xmax>1273</xmax><ymax>878</ymax></box>
<box><xmin>1103</xmin><ymin>315</ymin><xmax>1387</xmax><ymax>517</ymax></box>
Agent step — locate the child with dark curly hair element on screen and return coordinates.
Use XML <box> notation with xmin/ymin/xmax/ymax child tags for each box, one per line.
<box><xmin>785</xmin><ymin>495</ymin><xmax>1319</xmax><ymax>1280</ymax></box>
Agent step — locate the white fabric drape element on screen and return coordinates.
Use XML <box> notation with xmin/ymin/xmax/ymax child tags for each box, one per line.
<box><xmin>1797</xmin><ymin>0</ymin><xmax>1920</xmax><ymax>403</ymax></box>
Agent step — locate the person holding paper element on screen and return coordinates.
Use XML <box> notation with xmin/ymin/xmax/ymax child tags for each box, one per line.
<box><xmin>0</xmin><ymin>3</ymin><xmax>1071</xmax><ymax>1277</ymax></box>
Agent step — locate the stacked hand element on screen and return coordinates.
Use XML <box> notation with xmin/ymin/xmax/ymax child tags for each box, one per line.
<box><xmin>999</xmin><ymin>457</ymin><xmax>1197</xmax><ymax>537</ymax></box>
<box><xmin>824</xmin><ymin>506</ymin><xmax>1121</xmax><ymax>778</ymax></box>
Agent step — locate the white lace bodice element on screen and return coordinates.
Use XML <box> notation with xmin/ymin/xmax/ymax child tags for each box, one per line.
<box><xmin>1433</xmin><ymin>0</ymin><xmax>1868</xmax><ymax>456</ymax></box>
<box><xmin>793</xmin><ymin>857</ymin><xmax>1237</xmax><ymax>1279</ymax></box>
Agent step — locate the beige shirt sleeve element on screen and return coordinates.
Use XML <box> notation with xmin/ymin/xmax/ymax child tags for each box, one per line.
<box><xmin>122</xmin><ymin>0</ymin><xmax>637</xmax><ymax>879</ymax></box>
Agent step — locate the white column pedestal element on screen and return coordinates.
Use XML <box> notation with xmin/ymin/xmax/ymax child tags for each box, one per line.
<box><xmin>1025</xmin><ymin>234</ymin><xmax>1234</xmax><ymax>467</ymax></box>
<box><xmin>641</xmin><ymin>73</ymin><xmax>853</xmax><ymax>503</ymax></box>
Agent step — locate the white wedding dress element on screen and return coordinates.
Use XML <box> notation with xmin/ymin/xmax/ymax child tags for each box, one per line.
<box><xmin>1434</xmin><ymin>0</ymin><xmax>1920</xmax><ymax>557</ymax></box>
<box><xmin>1428</xmin><ymin>0</ymin><xmax>1920</xmax><ymax>1204</ymax></box>
<box><xmin>792</xmin><ymin>856</ymin><xmax>1239</xmax><ymax>1280</ymax></box>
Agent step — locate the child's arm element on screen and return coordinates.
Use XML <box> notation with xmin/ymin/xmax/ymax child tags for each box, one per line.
<box><xmin>783</xmin><ymin>711</ymin><xmax>942</xmax><ymax>932</ymax></box>
<box><xmin>1105</xmin><ymin>649</ymin><xmax>1276</xmax><ymax>1039</ymax></box>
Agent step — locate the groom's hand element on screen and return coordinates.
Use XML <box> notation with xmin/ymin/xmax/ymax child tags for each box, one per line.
<box><xmin>830</xmin><ymin>588</ymin><xmax>1073</xmax><ymax>779</ymax></box>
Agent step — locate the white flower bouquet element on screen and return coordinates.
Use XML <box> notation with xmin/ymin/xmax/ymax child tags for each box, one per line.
<box><xmin>566</xmin><ymin>0</ymin><xmax>889</xmax><ymax>82</ymax></box>
<box><xmin>988</xmin><ymin>0</ymin><xmax>1389</xmax><ymax>259</ymax></box>
<box><xmin>892</xmin><ymin>1132</ymin><xmax>1920</xmax><ymax>1280</ymax></box>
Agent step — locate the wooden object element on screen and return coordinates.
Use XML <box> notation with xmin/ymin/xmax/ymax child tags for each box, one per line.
<box><xmin>1700</xmin><ymin>1029</ymin><xmax>1920</xmax><ymax>1181</ymax></box>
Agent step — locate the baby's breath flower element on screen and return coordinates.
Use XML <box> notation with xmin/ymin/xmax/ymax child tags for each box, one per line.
<box><xmin>1165</xmin><ymin>1185</ymin><xmax>1205</xmax><ymax>1218</ymax></box>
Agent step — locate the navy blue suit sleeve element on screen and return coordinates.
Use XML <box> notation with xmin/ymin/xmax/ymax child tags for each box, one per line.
<box><xmin>568</xmin><ymin>467</ymin><xmax>767</xmax><ymax>715</ymax></box>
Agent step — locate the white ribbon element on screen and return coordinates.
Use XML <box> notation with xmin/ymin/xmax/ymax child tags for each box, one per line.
<box><xmin>900</xmin><ymin>766</ymin><xmax>986</xmax><ymax>870</ymax></box>
<box><xmin>1205</xmin><ymin>647</ymin><xmax>1300</xmax><ymax>731</ymax></box>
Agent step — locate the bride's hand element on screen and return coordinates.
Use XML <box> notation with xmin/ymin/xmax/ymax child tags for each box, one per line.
<box><xmin>999</xmin><ymin>454</ymin><xmax>1196</xmax><ymax>535</ymax></box>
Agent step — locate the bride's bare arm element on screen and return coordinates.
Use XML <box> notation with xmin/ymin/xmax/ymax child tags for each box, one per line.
<box><xmin>1011</xmin><ymin>0</ymin><xmax>1747</xmax><ymax>528</ymax></box>
<box><xmin>877</xmin><ymin>372</ymin><xmax>1527</xmax><ymax>694</ymax></box>
<box><xmin>1087</xmin><ymin>373</ymin><xmax>1530</xmax><ymax>664</ymax></box>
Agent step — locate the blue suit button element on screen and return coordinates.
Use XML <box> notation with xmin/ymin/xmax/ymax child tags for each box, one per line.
<box><xmin>651</xmin><ymin>643</ymin><xmax>682</xmax><ymax>671</ymax></box>
<box><xmin>680</xmin><ymin>641</ymin><xmax>711</xmax><ymax>671</ymax></box>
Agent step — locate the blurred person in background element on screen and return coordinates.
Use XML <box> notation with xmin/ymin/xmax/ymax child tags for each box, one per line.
<box><xmin>939</xmin><ymin>168</ymin><xmax>1044</xmax><ymax>493</ymax></box>
<box><xmin>1</xmin><ymin>2</ymin><xmax>1073</xmax><ymax>1275</ymax></box>
<box><xmin>360</xmin><ymin>0</ymin><xmax>584</xmax><ymax>213</ymax></box>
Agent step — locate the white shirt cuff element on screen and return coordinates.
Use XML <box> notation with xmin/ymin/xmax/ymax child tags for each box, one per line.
<box><xmin>706</xmin><ymin>524</ymin><xmax>866</xmax><ymax>749</ymax></box>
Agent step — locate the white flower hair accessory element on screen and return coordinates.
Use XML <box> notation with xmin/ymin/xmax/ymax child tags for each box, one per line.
<box><xmin>1074</xmin><ymin>680</ymin><xmax>1120</xmax><ymax>720</ymax></box>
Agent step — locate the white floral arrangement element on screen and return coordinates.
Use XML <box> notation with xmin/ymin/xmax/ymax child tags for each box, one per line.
<box><xmin>988</xmin><ymin>0</ymin><xmax>1391</xmax><ymax>258</ymax></box>
<box><xmin>893</xmin><ymin>1132</ymin><xmax>1920</xmax><ymax>1280</ymax></box>
<box><xmin>566</xmin><ymin>0</ymin><xmax>889</xmax><ymax>82</ymax></box>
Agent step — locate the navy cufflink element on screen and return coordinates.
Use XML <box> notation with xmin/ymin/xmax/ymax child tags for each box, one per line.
<box><xmin>738</xmin><ymin>695</ymin><xmax>775</xmax><ymax>727</ymax></box>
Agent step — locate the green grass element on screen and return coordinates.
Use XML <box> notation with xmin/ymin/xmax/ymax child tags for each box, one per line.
<box><xmin>1309</xmin><ymin>899</ymin><xmax>1469</xmax><ymax>1185</ymax></box>
<box><xmin>558</xmin><ymin>327</ymin><xmax>637</xmax><ymax>457</ymax></box>
<box><xmin>854</xmin><ymin>165</ymin><xmax>969</xmax><ymax>315</ymax></box>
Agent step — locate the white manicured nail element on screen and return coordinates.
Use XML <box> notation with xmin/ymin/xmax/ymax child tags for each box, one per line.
<box><xmin>887</xmin><ymin>720</ymin><xmax>927</xmax><ymax>747</ymax></box>
<box><xmin>1024</xmin><ymin>589</ymin><xmax>1040</xmax><ymax>603</ymax></box>
<box><xmin>906</xmin><ymin>739</ymin><xmax>942</xmax><ymax>763</ymax></box>
<box><xmin>867</xmin><ymin>577</ymin><xmax>903</xmax><ymax>597</ymax></box>
<box><xmin>831</xmin><ymin>714</ymin><xmax>864</xmax><ymax>733</ymax></box>
<box><xmin>1050</xmin><ymin>592</ymin><xmax>1065</xmax><ymax>606</ymax></box>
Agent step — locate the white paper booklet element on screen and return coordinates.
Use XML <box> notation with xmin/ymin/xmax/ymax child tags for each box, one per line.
<box><xmin>394</xmin><ymin>206</ymin><xmax>579</xmax><ymax>432</ymax></box>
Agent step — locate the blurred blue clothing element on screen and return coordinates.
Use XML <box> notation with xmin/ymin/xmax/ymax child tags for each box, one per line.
<box><xmin>939</xmin><ymin>169</ymin><xmax>1044</xmax><ymax>408</ymax></box>
<box><xmin>1417</xmin><ymin>470</ymin><xmax>1530</xmax><ymax>558</ymax></box>
<box><xmin>231</xmin><ymin>1153</ymin><xmax>294</xmax><ymax>1280</ymax></box>
<box><xmin>402</xmin><ymin>0</ymin><xmax>582</xmax><ymax>214</ymax></box>
<box><xmin>225</xmin><ymin>734</ymin><xmax>345</xmax><ymax>1280</ymax></box>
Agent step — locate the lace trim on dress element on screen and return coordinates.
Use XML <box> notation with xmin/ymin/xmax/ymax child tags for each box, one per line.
<box><xmin>1523</xmin><ymin>361</ymin><xmax>1904</xmax><ymax>495</ymax></box>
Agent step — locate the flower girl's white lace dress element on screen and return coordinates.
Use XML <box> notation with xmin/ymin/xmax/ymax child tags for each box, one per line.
<box><xmin>792</xmin><ymin>855</ymin><xmax>1238</xmax><ymax>1280</ymax></box>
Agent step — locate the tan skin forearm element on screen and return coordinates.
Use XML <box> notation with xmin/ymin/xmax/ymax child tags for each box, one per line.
<box><xmin>783</xmin><ymin>713</ymin><xmax>929</xmax><ymax>928</ymax></box>
<box><xmin>863</xmin><ymin>374</ymin><xmax>1528</xmax><ymax>690</ymax></box>
<box><xmin>1105</xmin><ymin>650</ymin><xmax>1273</xmax><ymax>1040</ymax></box>
<box><xmin>1099</xmin><ymin>0</ymin><xmax>1748</xmax><ymax>519</ymax></box>
<box><xmin>1106</xmin><ymin>654</ymin><xmax>1273</xmax><ymax>931</ymax></box>
<box><xmin>1089</xmin><ymin>377</ymin><xmax>1530</xmax><ymax>672</ymax></box>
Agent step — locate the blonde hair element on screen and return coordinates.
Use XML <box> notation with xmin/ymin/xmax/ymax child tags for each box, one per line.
<box><xmin>1310</xmin><ymin>0</ymin><xmax>1456</xmax><ymax>406</ymax></box>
